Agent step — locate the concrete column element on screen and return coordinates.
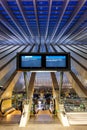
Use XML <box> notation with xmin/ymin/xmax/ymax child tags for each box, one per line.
<box><xmin>51</xmin><ymin>72</ymin><xmax>69</xmax><ymax>126</ymax></box>
<box><xmin>28</xmin><ymin>72</ymin><xmax>36</xmax><ymax>99</ymax></box>
<box><xmin>19</xmin><ymin>72</ymin><xmax>36</xmax><ymax>127</ymax></box>
<box><xmin>59</xmin><ymin>72</ymin><xmax>63</xmax><ymax>101</ymax></box>
<box><xmin>23</xmin><ymin>72</ymin><xmax>28</xmax><ymax>101</ymax></box>
<box><xmin>50</xmin><ymin>72</ymin><xmax>59</xmax><ymax>90</ymax></box>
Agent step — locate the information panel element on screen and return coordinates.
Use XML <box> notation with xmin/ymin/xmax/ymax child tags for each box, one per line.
<box><xmin>17</xmin><ymin>53</ymin><xmax>42</xmax><ymax>70</ymax></box>
<box><xmin>21</xmin><ymin>56</ymin><xmax>41</xmax><ymax>68</ymax></box>
<box><xmin>17</xmin><ymin>53</ymin><xmax>70</xmax><ymax>71</ymax></box>
<box><xmin>46</xmin><ymin>56</ymin><xmax>66</xmax><ymax>68</ymax></box>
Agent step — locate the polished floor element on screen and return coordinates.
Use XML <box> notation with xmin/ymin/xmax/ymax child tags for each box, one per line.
<box><xmin>0</xmin><ymin>110</ymin><xmax>21</xmax><ymax>125</ymax></box>
<box><xmin>0</xmin><ymin>124</ymin><xmax>87</xmax><ymax>130</ymax></box>
<box><xmin>0</xmin><ymin>110</ymin><xmax>87</xmax><ymax>130</ymax></box>
<box><xmin>29</xmin><ymin>110</ymin><xmax>61</xmax><ymax>124</ymax></box>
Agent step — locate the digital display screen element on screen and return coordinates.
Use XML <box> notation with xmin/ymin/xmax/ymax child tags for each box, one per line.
<box><xmin>21</xmin><ymin>56</ymin><xmax>41</xmax><ymax>67</ymax></box>
<box><xmin>17</xmin><ymin>53</ymin><xmax>70</xmax><ymax>71</ymax></box>
<box><xmin>46</xmin><ymin>56</ymin><xmax>66</xmax><ymax>68</ymax></box>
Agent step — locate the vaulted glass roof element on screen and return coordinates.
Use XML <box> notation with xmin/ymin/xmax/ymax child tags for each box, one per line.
<box><xmin>0</xmin><ymin>0</ymin><xmax>87</xmax><ymax>45</ymax></box>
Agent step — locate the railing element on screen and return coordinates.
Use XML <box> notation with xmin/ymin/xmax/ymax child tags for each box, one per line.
<box><xmin>0</xmin><ymin>97</ymin><xmax>30</xmax><ymax>116</ymax></box>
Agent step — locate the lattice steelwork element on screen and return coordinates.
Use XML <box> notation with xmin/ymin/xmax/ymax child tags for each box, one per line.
<box><xmin>0</xmin><ymin>0</ymin><xmax>87</xmax><ymax>97</ymax></box>
<box><xmin>0</xmin><ymin>0</ymin><xmax>87</xmax><ymax>45</ymax></box>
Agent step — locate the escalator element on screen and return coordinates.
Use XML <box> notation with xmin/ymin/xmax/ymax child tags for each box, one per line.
<box><xmin>0</xmin><ymin>110</ymin><xmax>21</xmax><ymax>125</ymax></box>
<box><xmin>29</xmin><ymin>109</ymin><xmax>61</xmax><ymax>124</ymax></box>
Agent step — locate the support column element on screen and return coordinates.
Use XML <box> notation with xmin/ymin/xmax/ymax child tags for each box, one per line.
<box><xmin>59</xmin><ymin>72</ymin><xmax>63</xmax><ymax>101</ymax></box>
<box><xmin>19</xmin><ymin>72</ymin><xmax>36</xmax><ymax>127</ymax></box>
<box><xmin>51</xmin><ymin>72</ymin><xmax>59</xmax><ymax>115</ymax></box>
<box><xmin>51</xmin><ymin>72</ymin><xmax>59</xmax><ymax>90</ymax></box>
<box><xmin>51</xmin><ymin>72</ymin><xmax>69</xmax><ymax>126</ymax></box>
<box><xmin>28</xmin><ymin>72</ymin><xmax>36</xmax><ymax>99</ymax></box>
<box><xmin>23</xmin><ymin>72</ymin><xmax>28</xmax><ymax>101</ymax></box>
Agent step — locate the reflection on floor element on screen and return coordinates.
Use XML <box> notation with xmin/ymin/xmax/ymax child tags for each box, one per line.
<box><xmin>0</xmin><ymin>109</ymin><xmax>60</xmax><ymax>125</ymax></box>
<box><xmin>0</xmin><ymin>110</ymin><xmax>21</xmax><ymax>125</ymax></box>
<box><xmin>0</xmin><ymin>110</ymin><xmax>87</xmax><ymax>130</ymax></box>
<box><xmin>29</xmin><ymin>110</ymin><xmax>61</xmax><ymax>124</ymax></box>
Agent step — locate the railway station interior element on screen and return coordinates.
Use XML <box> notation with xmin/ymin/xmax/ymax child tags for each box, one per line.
<box><xmin>0</xmin><ymin>0</ymin><xmax>87</xmax><ymax>130</ymax></box>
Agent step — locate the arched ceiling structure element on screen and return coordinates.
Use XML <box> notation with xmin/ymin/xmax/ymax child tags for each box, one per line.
<box><xmin>0</xmin><ymin>0</ymin><xmax>87</xmax><ymax>97</ymax></box>
<box><xmin>0</xmin><ymin>0</ymin><xmax>87</xmax><ymax>45</ymax></box>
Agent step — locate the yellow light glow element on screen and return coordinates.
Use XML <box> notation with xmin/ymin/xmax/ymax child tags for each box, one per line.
<box><xmin>6</xmin><ymin>113</ymin><xmax>12</xmax><ymax>120</ymax></box>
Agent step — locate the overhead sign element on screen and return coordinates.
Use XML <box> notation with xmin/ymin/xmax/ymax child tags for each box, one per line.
<box><xmin>17</xmin><ymin>53</ymin><xmax>71</xmax><ymax>71</ymax></box>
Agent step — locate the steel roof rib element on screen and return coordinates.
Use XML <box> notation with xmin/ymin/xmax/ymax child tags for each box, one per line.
<box><xmin>74</xmin><ymin>32</ymin><xmax>87</xmax><ymax>41</ymax></box>
<box><xmin>0</xmin><ymin>30</ymin><xmax>15</xmax><ymax>43</ymax></box>
<box><xmin>44</xmin><ymin>0</ymin><xmax>52</xmax><ymax>44</ymax></box>
<box><xmin>0</xmin><ymin>34</ymin><xmax>9</xmax><ymax>41</ymax></box>
<box><xmin>0</xmin><ymin>0</ymin><xmax>87</xmax><ymax>45</ymax></box>
<box><xmin>60</xmin><ymin>11</ymin><xmax>87</xmax><ymax>44</ymax></box>
<box><xmin>0</xmin><ymin>0</ymin><xmax>30</xmax><ymax>43</ymax></box>
<box><xmin>0</xmin><ymin>23</ymin><xmax>21</xmax><ymax>44</ymax></box>
<box><xmin>0</xmin><ymin>14</ymin><xmax>25</xmax><ymax>44</ymax></box>
<box><xmin>16</xmin><ymin>0</ymin><xmax>36</xmax><ymax>44</ymax></box>
<box><xmin>64</xmin><ymin>26</ymin><xmax>87</xmax><ymax>44</ymax></box>
<box><xmin>49</xmin><ymin>0</ymin><xmax>69</xmax><ymax>44</ymax></box>
<box><xmin>0</xmin><ymin>34</ymin><xmax>16</xmax><ymax>44</ymax></box>
<box><xmin>33</xmin><ymin>0</ymin><xmax>41</xmax><ymax>45</ymax></box>
<box><xmin>54</xmin><ymin>0</ymin><xmax>86</xmax><ymax>44</ymax></box>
